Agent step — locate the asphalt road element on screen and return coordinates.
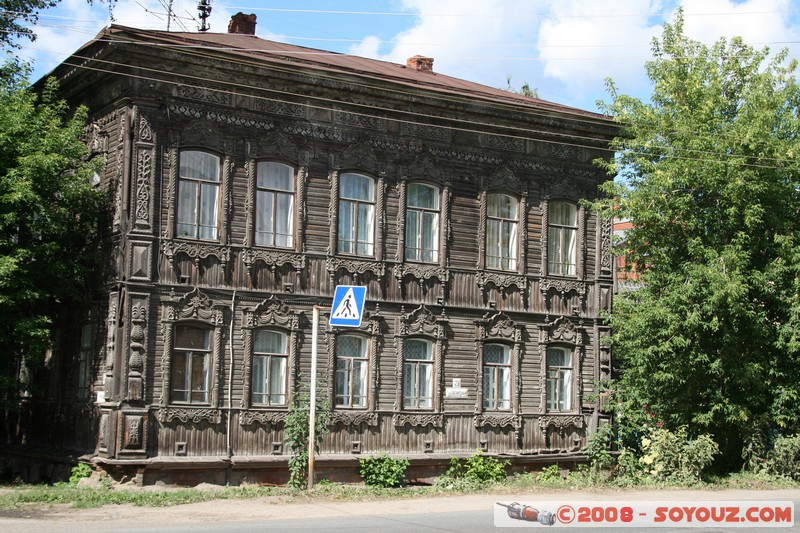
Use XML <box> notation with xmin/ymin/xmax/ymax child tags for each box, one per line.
<box><xmin>1</xmin><ymin>488</ymin><xmax>798</xmax><ymax>533</ymax></box>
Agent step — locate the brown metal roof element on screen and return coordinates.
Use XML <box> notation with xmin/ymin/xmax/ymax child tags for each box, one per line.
<box><xmin>84</xmin><ymin>25</ymin><xmax>612</xmax><ymax>123</ymax></box>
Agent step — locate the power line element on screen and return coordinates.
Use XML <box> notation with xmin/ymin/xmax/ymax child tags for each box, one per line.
<box><xmin>46</xmin><ymin>41</ymin><xmax>798</xmax><ymax>171</ymax></box>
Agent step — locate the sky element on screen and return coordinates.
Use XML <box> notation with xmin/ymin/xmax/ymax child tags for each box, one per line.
<box><xmin>12</xmin><ymin>0</ymin><xmax>800</xmax><ymax>113</ymax></box>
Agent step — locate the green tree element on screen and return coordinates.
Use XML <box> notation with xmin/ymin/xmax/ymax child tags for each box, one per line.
<box><xmin>0</xmin><ymin>0</ymin><xmax>114</xmax><ymax>51</ymax></box>
<box><xmin>594</xmin><ymin>11</ymin><xmax>800</xmax><ymax>470</ymax></box>
<box><xmin>0</xmin><ymin>66</ymin><xmax>104</xmax><ymax>407</ymax></box>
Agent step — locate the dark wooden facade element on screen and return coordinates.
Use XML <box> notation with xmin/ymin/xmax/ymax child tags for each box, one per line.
<box><xmin>8</xmin><ymin>19</ymin><xmax>617</xmax><ymax>484</ymax></box>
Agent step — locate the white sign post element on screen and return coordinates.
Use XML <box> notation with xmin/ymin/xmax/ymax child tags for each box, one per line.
<box><xmin>308</xmin><ymin>286</ymin><xmax>366</xmax><ymax>489</ymax></box>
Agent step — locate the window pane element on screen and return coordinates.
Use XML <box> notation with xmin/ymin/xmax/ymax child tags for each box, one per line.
<box><xmin>255</xmin><ymin>190</ymin><xmax>275</xmax><ymax>246</ymax></box>
<box><xmin>405</xmin><ymin>339</ymin><xmax>432</xmax><ymax>360</ymax></box>
<box><xmin>486</xmin><ymin>219</ymin><xmax>501</xmax><ymax>269</ymax></box>
<box><xmin>175</xmin><ymin>326</ymin><xmax>210</xmax><ymax>350</ymax></box>
<box><xmin>337</xmin><ymin>335</ymin><xmax>365</xmax><ymax>357</ymax></box>
<box><xmin>356</xmin><ymin>203</ymin><xmax>374</xmax><ymax>256</ymax></box>
<box><xmin>484</xmin><ymin>344</ymin><xmax>509</xmax><ymax>364</ymax></box>
<box><xmin>564</xmin><ymin>227</ymin><xmax>576</xmax><ymax>275</ymax></box>
<box><xmin>497</xmin><ymin>367</ymin><xmax>510</xmax><ymax>409</ymax></box>
<box><xmin>252</xmin><ymin>355</ymin><xmax>267</xmax><ymax>404</ymax></box>
<box><xmin>353</xmin><ymin>359</ymin><xmax>367</xmax><ymax>407</ymax></box>
<box><xmin>488</xmin><ymin>193</ymin><xmax>517</xmax><ymax>219</ymax></box>
<box><xmin>483</xmin><ymin>367</ymin><xmax>495</xmax><ymax>409</ymax></box>
<box><xmin>275</xmin><ymin>192</ymin><xmax>294</xmax><ymax>248</ymax></box>
<box><xmin>199</xmin><ymin>182</ymin><xmax>219</xmax><ymax>240</ymax></box>
<box><xmin>335</xmin><ymin>358</ymin><xmax>350</xmax><ymax>406</ymax></box>
<box><xmin>171</xmin><ymin>352</ymin><xmax>188</xmax><ymax>402</ymax></box>
<box><xmin>422</xmin><ymin>211</ymin><xmax>439</xmax><ymax>262</ymax></box>
<box><xmin>403</xmin><ymin>362</ymin><xmax>417</xmax><ymax>408</ymax></box>
<box><xmin>337</xmin><ymin>200</ymin><xmax>355</xmax><ymax>254</ymax></box>
<box><xmin>547</xmin><ymin>347</ymin><xmax>571</xmax><ymax>367</ymax></box>
<box><xmin>257</xmin><ymin>162</ymin><xmax>294</xmax><ymax>191</ymax></box>
<box><xmin>269</xmin><ymin>356</ymin><xmax>287</xmax><ymax>404</ymax></box>
<box><xmin>408</xmin><ymin>183</ymin><xmax>439</xmax><ymax>209</ymax></box>
<box><xmin>340</xmin><ymin>173</ymin><xmax>374</xmax><ymax>200</ymax></box>
<box><xmin>255</xmin><ymin>330</ymin><xmax>286</xmax><ymax>354</ymax></box>
<box><xmin>550</xmin><ymin>201</ymin><xmax>577</xmax><ymax>226</ymax></box>
<box><xmin>191</xmin><ymin>352</ymin><xmax>209</xmax><ymax>403</ymax></box>
<box><xmin>418</xmin><ymin>363</ymin><xmax>432</xmax><ymax>408</ymax></box>
<box><xmin>177</xmin><ymin>181</ymin><xmax>198</xmax><ymax>238</ymax></box>
<box><xmin>405</xmin><ymin>210</ymin><xmax>421</xmax><ymax>261</ymax></box>
<box><xmin>559</xmin><ymin>368</ymin><xmax>572</xmax><ymax>411</ymax></box>
<box><xmin>180</xmin><ymin>151</ymin><xmax>219</xmax><ymax>182</ymax></box>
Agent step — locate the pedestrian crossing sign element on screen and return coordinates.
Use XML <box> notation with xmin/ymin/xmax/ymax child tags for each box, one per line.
<box><xmin>329</xmin><ymin>285</ymin><xmax>367</xmax><ymax>327</ymax></box>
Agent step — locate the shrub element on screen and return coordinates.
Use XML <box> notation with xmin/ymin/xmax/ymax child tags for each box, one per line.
<box><xmin>69</xmin><ymin>463</ymin><xmax>93</xmax><ymax>486</ymax></box>
<box><xmin>284</xmin><ymin>386</ymin><xmax>330</xmax><ymax>489</ymax></box>
<box><xmin>537</xmin><ymin>464</ymin><xmax>562</xmax><ymax>483</ymax></box>
<box><xmin>639</xmin><ymin>426</ymin><xmax>719</xmax><ymax>483</ymax></box>
<box><xmin>445</xmin><ymin>449</ymin><xmax>508</xmax><ymax>484</ymax></box>
<box><xmin>763</xmin><ymin>435</ymin><xmax>800</xmax><ymax>481</ymax></box>
<box><xmin>358</xmin><ymin>454</ymin><xmax>409</xmax><ymax>488</ymax></box>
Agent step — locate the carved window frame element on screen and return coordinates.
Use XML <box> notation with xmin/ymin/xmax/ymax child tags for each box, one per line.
<box><xmin>394</xmin><ymin>305</ymin><xmax>447</xmax><ymax>419</ymax></box>
<box><xmin>541</xmin><ymin>197</ymin><xmax>585</xmax><ymax>280</ymax></box>
<box><xmin>538</xmin><ymin>316</ymin><xmax>584</xmax><ymax>416</ymax></box>
<box><xmin>475</xmin><ymin>168</ymin><xmax>528</xmax><ymax>294</ymax></box>
<box><xmin>326</xmin><ymin>313</ymin><xmax>381</xmax><ymax>427</ymax></box>
<box><xmin>174</xmin><ymin>149</ymin><xmax>223</xmax><ymax>241</ymax></box>
<box><xmin>163</xmin><ymin>145</ymin><xmax>233</xmax><ymax>273</ymax></box>
<box><xmin>242</xmin><ymin>154</ymin><xmax>308</xmax><ymax>277</ymax></box>
<box><xmin>238</xmin><ymin>297</ymin><xmax>301</xmax><ymax>427</ymax></box>
<box><xmin>159</xmin><ymin>288</ymin><xmax>226</xmax><ymax>424</ymax></box>
<box><xmin>395</xmin><ymin>176</ymin><xmax>451</xmax><ymax>287</ymax></box>
<box><xmin>327</xmin><ymin>168</ymin><xmax>386</xmax><ymax>285</ymax></box>
<box><xmin>473</xmin><ymin>312</ymin><xmax>523</xmax><ymax>420</ymax></box>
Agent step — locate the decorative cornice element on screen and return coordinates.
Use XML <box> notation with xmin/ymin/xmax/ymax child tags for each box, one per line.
<box><xmin>239</xmin><ymin>410</ymin><xmax>288</xmax><ymax>427</ymax></box>
<box><xmin>396</xmin><ymin>263</ymin><xmax>449</xmax><ymax>284</ymax></box>
<box><xmin>392</xmin><ymin>413</ymin><xmax>444</xmax><ymax>428</ymax></box>
<box><xmin>327</xmin><ymin>256</ymin><xmax>385</xmax><ymax>280</ymax></box>
<box><xmin>159</xmin><ymin>406</ymin><xmax>222</xmax><ymax>424</ymax></box>
<box><xmin>329</xmin><ymin>411</ymin><xmax>378</xmax><ymax>427</ymax></box>
<box><xmin>242</xmin><ymin>248</ymin><xmax>305</xmax><ymax>274</ymax></box>
<box><xmin>538</xmin><ymin>414</ymin><xmax>584</xmax><ymax>430</ymax></box>
<box><xmin>162</xmin><ymin>239</ymin><xmax>231</xmax><ymax>270</ymax></box>
<box><xmin>476</xmin><ymin>270</ymin><xmax>526</xmax><ymax>292</ymax></box>
<box><xmin>474</xmin><ymin>413</ymin><xmax>521</xmax><ymax>429</ymax></box>
<box><xmin>540</xmin><ymin>278</ymin><xmax>586</xmax><ymax>297</ymax></box>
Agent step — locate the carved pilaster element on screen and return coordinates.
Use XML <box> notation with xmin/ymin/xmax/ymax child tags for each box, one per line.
<box><xmin>132</xmin><ymin>112</ymin><xmax>155</xmax><ymax>233</ymax></box>
<box><xmin>126</xmin><ymin>296</ymin><xmax>148</xmax><ymax>403</ymax></box>
<box><xmin>165</xmin><ymin>147</ymin><xmax>178</xmax><ymax>239</ymax></box>
<box><xmin>327</xmin><ymin>169</ymin><xmax>339</xmax><ymax>256</ymax></box>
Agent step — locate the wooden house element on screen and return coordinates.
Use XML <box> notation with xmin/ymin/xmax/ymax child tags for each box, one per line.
<box><xmin>8</xmin><ymin>14</ymin><xmax>617</xmax><ymax>485</ymax></box>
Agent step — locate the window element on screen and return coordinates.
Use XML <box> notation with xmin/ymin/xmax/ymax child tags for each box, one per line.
<box><xmin>403</xmin><ymin>339</ymin><xmax>433</xmax><ymax>409</ymax></box>
<box><xmin>335</xmin><ymin>334</ymin><xmax>368</xmax><ymax>408</ymax></box>
<box><xmin>171</xmin><ymin>325</ymin><xmax>211</xmax><ymax>403</ymax></box>
<box><xmin>256</xmin><ymin>162</ymin><xmax>294</xmax><ymax>248</ymax></box>
<box><xmin>546</xmin><ymin>346</ymin><xmax>573</xmax><ymax>412</ymax></box>
<box><xmin>77</xmin><ymin>324</ymin><xmax>93</xmax><ymax>399</ymax></box>
<box><xmin>252</xmin><ymin>330</ymin><xmax>288</xmax><ymax>406</ymax></box>
<box><xmin>177</xmin><ymin>151</ymin><xmax>220</xmax><ymax>240</ymax></box>
<box><xmin>548</xmin><ymin>201</ymin><xmax>577</xmax><ymax>276</ymax></box>
<box><xmin>338</xmin><ymin>173</ymin><xmax>375</xmax><ymax>256</ymax></box>
<box><xmin>405</xmin><ymin>183</ymin><xmax>440</xmax><ymax>263</ymax></box>
<box><xmin>486</xmin><ymin>193</ymin><xmax>518</xmax><ymax>271</ymax></box>
<box><xmin>482</xmin><ymin>343</ymin><xmax>511</xmax><ymax>410</ymax></box>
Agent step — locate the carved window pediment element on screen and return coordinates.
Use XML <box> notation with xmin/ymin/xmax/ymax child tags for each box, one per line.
<box><xmin>159</xmin><ymin>406</ymin><xmax>222</xmax><ymax>424</ymax></box>
<box><xmin>475</xmin><ymin>311</ymin><xmax>522</xmax><ymax>343</ymax></box>
<box><xmin>164</xmin><ymin>287</ymin><xmax>225</xmax><ymax>324</ymax></box>
<box><xmin>392</xmin><ymin>413</ymin><xmax>443</xmax><ymax>428</ymax></box>
<box><xmin>162</xmin><ymin>239</ymin><xmax>231</xmax><ymax>270</ymax></box>
<box><xmin>482</xmin><ymin>166</ymin><xmax>525</xmax><ymax>196</ymax></box>
<box><xmin>243</xmin><ymin>295</ymin><xmax>300</xmax><ymax>330</ymax></box>
<box><xmin>329</xmin><ymin>410</ymin><xmax>378</xmax><ymax>427</ymax></box>
<box><xmin>398</xmin><ymin>304</ymin><xmax>446</xmax><ymax>338</ymax></box>
<box><xmin>540</xmin><ymin>316</ymin><xmax>584</xmax><ymax>345</ymax></box>
<box><xmin>240</xmin><ymin>409</ymin><xmax>288</xmax><ymax>428</ymax></box>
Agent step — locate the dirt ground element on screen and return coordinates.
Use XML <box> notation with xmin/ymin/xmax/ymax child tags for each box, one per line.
<box><xmin>1</xmin><ymin>486</ymin><xmax>798</xmax><ymax>533</ymax></box>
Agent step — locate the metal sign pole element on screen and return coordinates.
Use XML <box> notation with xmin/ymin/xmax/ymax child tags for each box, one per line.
<box><xmin>307</xmin><ymin>304</ymin><xmax>319</xmax><ymax>490</ymax></box>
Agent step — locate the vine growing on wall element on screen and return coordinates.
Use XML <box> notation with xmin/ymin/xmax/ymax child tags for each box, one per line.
<box><xmin>284</xmin><ymin>382</ymin><xmax>330</xmax><ymax>488</ymax></box>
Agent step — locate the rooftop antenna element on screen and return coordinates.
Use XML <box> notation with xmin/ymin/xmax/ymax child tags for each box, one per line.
<box><xmin>198</xmin><ymin>0</ymin><xmax>212</xmax><ymax>31</ymax></box>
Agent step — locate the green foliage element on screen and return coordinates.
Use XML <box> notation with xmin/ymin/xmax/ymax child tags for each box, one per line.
<box><xmin>585</xmin><ymin>422</ymin><xmax>615</xmax><ymax>471</ymax></box>
<box><xmin>0</xmin><ymin>68</ymin><xmax>105</xmax><ymax>409</ymax></box>
<box><xmin>283</xmin><ymin>384</ymin><xmax>330</xmax><ymax>489</ymax></box>
<box><xmin>358</xmin><ymin>454</ymin><xmax>409</xmax><ymax>488</ymax></box>
<box><xmin>639</xmin><ymin>427</ymin><xmax>719</xmax><ymax>483</ymax></box>
<box><xmin>763</xmin><ymin>435</ymin><xmax>800</xmax><ymax>481</ymax></box>
<box><xmin>68</xmin><ymin>463</ymin><xmax>92</xmax><ymax>486</ymax></box>
<box><xmin>590</xmin><ymin>10</ymin><xmax>800</xmax><ymax>470</ymax></box>
<box><xmin>537</xmin><ymin>464</ymin><xmax>562</xmax><ymax>483</ymax></box>
<box><xmin>445</xmin><ymin>449</ymin><xmax>509</xmax><ymax>484</ymax></box>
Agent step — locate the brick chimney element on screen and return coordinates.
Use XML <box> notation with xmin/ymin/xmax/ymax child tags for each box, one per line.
<box><xmin>406</xmin><ymin>55</ymin><xmax>434</xmax><ymax>72</ymax></box>
<box><xmin>228</xmin><ymin>13</ymin><xmax>257</xmax><ymax>35</ymax></box>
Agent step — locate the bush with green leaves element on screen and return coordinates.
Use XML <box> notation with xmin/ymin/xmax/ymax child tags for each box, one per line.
<box><xmin>763</xmin><ymin>435</ymin><xmax>800</xmax><ymax>481</ymax></box>
<box><xmin>445</xmin><ymin>449</ymin><xmax>508</xmax><ymax>484</ymax></box>
<box><xmin>358</xmin><ymin>454</ymin><xmax>409</xmax><ymax>488</ymax></box>
<box><xmin>638</xmin><ymin>426</ymin><xmax>719</xmax><ymax>483</ymax></box>
<box><xmin>537</xmin><ymin>464</ymin><xmax>562</xmax><ymax>483</ymax></box>
<box><xmin>68</xmin><ymin>463</ymin><xmax>93</xmax><ymax>486</ymax></box>
<box><xmin>283</xmin><ymin>386</ymin><xmax>330</xmax><ymax>489</ymax></box>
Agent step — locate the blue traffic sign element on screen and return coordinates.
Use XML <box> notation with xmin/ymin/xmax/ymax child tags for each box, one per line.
<box><xmin>329</xmin><ymin>285</ymin><xmax>367</xmax><ymax>327</ymax></box>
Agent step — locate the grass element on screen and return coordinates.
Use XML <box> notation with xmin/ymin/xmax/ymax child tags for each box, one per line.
<box><xmin>0</xmin><ymin>471</ymin><xmax>797</xmax><ymax>511</ymax></box>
